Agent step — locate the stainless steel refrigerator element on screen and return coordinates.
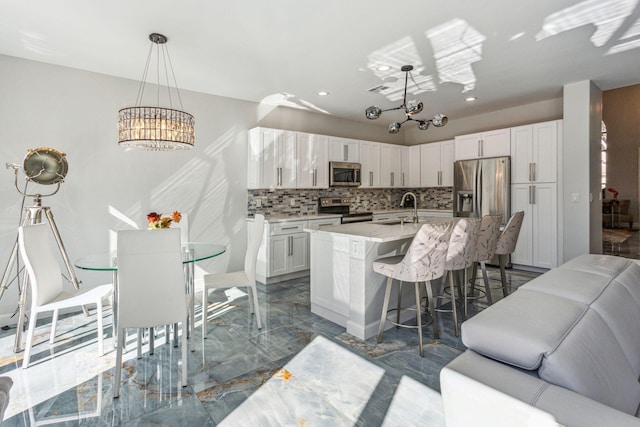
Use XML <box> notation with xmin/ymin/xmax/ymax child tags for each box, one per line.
<box><xmin>453</xmin><ymin>156</ymin><xmax>511</xmax><ymax>226</ymax></box>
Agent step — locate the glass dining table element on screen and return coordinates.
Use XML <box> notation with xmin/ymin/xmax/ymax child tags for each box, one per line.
<box><xmin>75</xmin><ymin>242</ymin><xmax>226</xmax><ymax>349</ymax></box>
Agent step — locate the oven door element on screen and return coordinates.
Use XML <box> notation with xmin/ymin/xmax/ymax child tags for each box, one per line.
<box><xmin>329</xmin><ymin>162</ymin><xmax>361</xmax><ymax>187</ymax></box>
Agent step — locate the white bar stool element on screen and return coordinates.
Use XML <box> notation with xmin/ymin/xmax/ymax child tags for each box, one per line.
<box><xmin>435</xmin><ymin>218</ymin><xmax>481</xmax><ymax>337</ymax></box>
<box><xmin>374</xmin><ymin>222</ymin><xmax>454</xmax><ymax>357</ymax></box>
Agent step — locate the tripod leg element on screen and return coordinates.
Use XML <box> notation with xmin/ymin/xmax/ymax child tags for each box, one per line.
<box><xmin>13</xmin><ymin>268</ymin><xmax>30</xmax><ymax>353</ymax></box>
<box><xmin>0</xmin><ymin>239</ymin><xmax>20</xmax><ymax>302</ymax></box>
<box><xmin>43</xmin><ymin>208</ymin><xmax>89</xmax><ymax>317</ymax></box>
<box><xmin>11</xmin><ymin>210</ymin><xmax>34</xmax><ymax>353</ymax></box>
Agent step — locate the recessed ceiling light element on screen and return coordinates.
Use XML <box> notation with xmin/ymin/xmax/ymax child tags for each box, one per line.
<box><xmin>317</xmin><ymin>91</ymin><xmax>330</xmax><ymax>96</ymax></box>
<box><xmin>465</xmin><ymin>96</ymin><xmax>477</xmax><ymax>102</ymax></box>
<box><xmin>377</xmin><ymin>65</ymin><xmax>391</xmax><ymax>71</ymax></box>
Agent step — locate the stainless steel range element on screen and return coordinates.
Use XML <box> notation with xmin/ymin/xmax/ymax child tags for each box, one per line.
<box><xmin>318</xmin><ymin>197</ymin><xmax>373</xmax><ymax>224</ymax></box>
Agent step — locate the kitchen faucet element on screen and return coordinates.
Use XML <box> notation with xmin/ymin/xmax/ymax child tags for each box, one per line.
<box><xmin>400</xmin><ymin>191</ymin><xmax>419</xmax><ymax>223</ymax></box>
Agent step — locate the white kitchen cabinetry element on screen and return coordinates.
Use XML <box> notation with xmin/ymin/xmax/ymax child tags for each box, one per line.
<box><xmin>297</xmin><ymin>132</ymin><xmax>328</xmax><ymax>188</ymax></box>
<box><xmin>511</xmin><ymin>182</ymin><xmax>558</xmax><ymax>269</ymax></box>
<box><xmin>380</xmin><ymin>144</ymin><xmax>402</xmax><ymax>187</ymax></box>
<box><xmin>256</xmin><ymin>220</ymin><xmax>309</xmax><ymax>284</ymax></box>
<box><xmin>454</xmin><ymin>128</ymin><xmax>510</xmax><ymax>160</ymax></box>
<box><xmin>402</xmin><ymin>146</ymin><xmax>421</xmax><ymax>187</ymax></box>
<box><xmin>420</xmin><ymin>140</ymin><xmax>455</xmax><ymax>187</ymax></box>
<box><xmin>510</xmin><ymin>120</ymin><xmax>561</xmax><ymax>269</ymax></box>
<box><xmin>248</xmin><ymin>127</ymin><xmax>296</xmax><ymax>189</ymax></box>
<box><xmin>328</xmin><ymin>137</ymin><xmax>360</xmax><ymax>162</ymax></box>
<box><xmin>359</xmin><ymin>140</ymin><xmax>381</xmax><ymax>188</ymax></box>
<box><xmin>511</xmin><ymin>121</ymin><xmax>559</xmax><ymax>184</ymax></box>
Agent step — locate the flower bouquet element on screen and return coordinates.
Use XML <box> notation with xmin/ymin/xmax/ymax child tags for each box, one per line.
<box><xmin>147</xmin><ymin>211</ymin><xmax>182</xmax><ymax>229</ymax></box>
<box><xmin>607</xmin><ymin>187</ymin><xmax>619</xmax><ymax>202</ymax></box>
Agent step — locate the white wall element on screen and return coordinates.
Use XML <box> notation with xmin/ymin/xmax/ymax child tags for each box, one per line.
<box><xmin>0</xmin><ymin>55</ymin><xmax>388</xmax><ymax>324</ymax></box>
<box><xmin>561</xmin><ymin>80</ymin><xmax>602</xmax><ymax>261</ymax></box>
<box><xmin>404</xmin><ymin>98</ymin><xmax>563</xmax><ymax>144</ymax></box>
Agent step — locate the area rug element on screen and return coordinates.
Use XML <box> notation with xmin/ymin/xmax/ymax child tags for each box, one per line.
<box><xmin>602</xmin><ymin>228</ymin><xmax>637</xmax><ymax>244</ymax></box>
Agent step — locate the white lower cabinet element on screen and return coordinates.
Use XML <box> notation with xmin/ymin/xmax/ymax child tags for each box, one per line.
<box><xmin>269</xmin><ymin>233</ymin><xmax>308</xmax><ymax>276</ymax></box>
<box><xmin>511</xmin><ymin>183</ymin><xmax>557</xmax><ymax>269</ymax></box>
<box><xmin>255</xmin><ymin>217</ymin><xmax>340</xmax><ymax>284</ymax></box>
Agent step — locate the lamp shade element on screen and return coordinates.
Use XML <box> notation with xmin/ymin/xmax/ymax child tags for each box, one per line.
<box><xmin>118</xmin><ymin>107</ymin><xmax>195</xmax><ymax>151</ymax></box>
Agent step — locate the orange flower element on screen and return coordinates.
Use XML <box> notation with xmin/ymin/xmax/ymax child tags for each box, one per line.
<box><xmin>147</xmin><ymin>211</ymin><xmax>181</xmax><ymax>229</ymax></box>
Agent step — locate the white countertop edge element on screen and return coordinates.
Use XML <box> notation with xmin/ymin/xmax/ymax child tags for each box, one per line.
<box><xmin>305</xmin><ymin>217</ymin><xmax>454</xmax><ymax>242</ymax></box>
<box><xmin>247</xmin><ymin>214</ymin><xmax>343</xmax><ymax>223</ymax></box>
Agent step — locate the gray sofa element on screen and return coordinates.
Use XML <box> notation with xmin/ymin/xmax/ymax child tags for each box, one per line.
<box><xmin>441</xmin><ymin>254</ymin><xmax>640</xmax><ymax>427</ymax></box>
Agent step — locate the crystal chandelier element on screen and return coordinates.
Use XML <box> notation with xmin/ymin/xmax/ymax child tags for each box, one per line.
<box><xmin>365</xmin><ymin>65</ymin><xmax>447</xmax><ymax>134</ymax></box>
<box><xmin>118</xmin><ymin>33</ymin><xmax>195</xmax><ymax>151</ymax></box>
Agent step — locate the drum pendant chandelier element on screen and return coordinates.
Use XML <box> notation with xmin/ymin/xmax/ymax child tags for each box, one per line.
<box><xmin>118</xmin><ymin>33</ymin><xmax>195</xmax><ymax>151</ymax></box>
<box><xmin>365</xmin><ymin>65</ymin><xmax>447</xmax><ymax>134</ymax></box>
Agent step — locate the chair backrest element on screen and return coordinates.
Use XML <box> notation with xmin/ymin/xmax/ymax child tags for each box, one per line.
<box><xmin>396</xmin><ymin>221</ymin><xmax>455</xmax><ymax>282</ymax></box>
<box><xmin>18</xmin><ymin>224</ymin><xmax>64</xmax><ymax>307</ymax></box>
<box><xmin>117</xmin><ymin>229</ymin><xmax>186</xmax><ymax>328</ymax></box>
<box><xmin>244</xmin><ymin>214</ymin><xmax>265</xmax><ymax>282</ymax></box>
<box><xmin>172</xmin><ymin>212</ymin><xmax>189</xmax><ymax>243</ymax></box>
<box><xmin>445</xmin><ymin>218</ymin><xmax>482</xmax><ymax>270</ymax></box>
<box><xmin>473</xmin><ymin>215</ymin><xmax>503</xmax><ymax>262</ymax></box>
<box><xmin>494</xmin><ymin>211</ymin><xmax>525</xmax><ymax>256</ymax></box>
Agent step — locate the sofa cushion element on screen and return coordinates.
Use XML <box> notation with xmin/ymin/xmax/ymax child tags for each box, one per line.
<box><xmin>463</xmin><ymin>254</ymin><xmax>640</xmax><ymax>416</ymax></box>
<box><xmin>462</xmin><ymin>289</ymin><xmax>586</xmax><ymax>370</ymax></box>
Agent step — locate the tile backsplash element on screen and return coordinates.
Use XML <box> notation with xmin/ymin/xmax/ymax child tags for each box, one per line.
<box><xmin>247</xmin><ymin>187</ymin><xmax>453</xmax><ymax>217</ymax></box>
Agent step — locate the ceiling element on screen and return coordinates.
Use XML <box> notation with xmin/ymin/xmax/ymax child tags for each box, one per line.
<box><xmin>2</xmin><ymin>0</ymin><xmax>640</xmax><ymax>129</ymax></box>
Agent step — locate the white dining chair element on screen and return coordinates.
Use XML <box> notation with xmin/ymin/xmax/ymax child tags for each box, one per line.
<box><xmin>201</xmin><ymin>214</ymin><xmax>265</xmax><ymax>337</ymax></box>
<box><xmin>18</xmin><ymin>224</ymin><xmax>113</xmax><ymax>369</ymax></box>
<box><xmin>114</xmin><ymin>229</ymin><xmax>188</xmax><ymax>398</ymax></box>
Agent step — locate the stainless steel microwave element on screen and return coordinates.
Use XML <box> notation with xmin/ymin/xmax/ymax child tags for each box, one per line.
<box><xmin>329</xmin><ymin>161</ymin><xmax>361</xmax><ymax>187</ymax></box>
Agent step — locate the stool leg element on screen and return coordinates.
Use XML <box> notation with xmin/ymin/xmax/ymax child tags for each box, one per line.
<box><xmin>425</xmin><ymin>280</ymin><xmax>439</xmax><ymax>338</ymax></box>
<box><xmin>463</xmin><ymin>267</ymin><xmax>469</xmax><ymax>319</ymax></box>
<box><xmin>377</xmin><ymin>277</ymin><xmax>393</xmax><ymax>343</ymax></box>
<box><xmin>414</xmin><ymin>281</ymin><xmax>424</xmax><ymax>357</ymax></box>
<box><xmin>480</xmin><ymin>261</ymin><xmax>493</xmax><ymax>305</ymax></box>
<box><xmin>449</xmin><ymin>271</ymin><xmax>460</xmax><ymax>337</ymax></box>
<box><xmin>470</xmin><ymin>262</ymin><xmax>478</xmax><ymax>300</ymax></box>
<box><xmin>396</xmin><ymin>281</ymin><xmax>403</xmax><ymax>328</ymax></box>
<box><xmin>499</xmin><ymin>255</ymin><xmax>509</xmax><ymax>298</ymax></box>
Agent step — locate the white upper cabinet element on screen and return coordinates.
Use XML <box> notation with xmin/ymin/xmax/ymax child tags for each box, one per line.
<box><xmin>248</xmin><ymin>127</ymin><xmax>296</xmax><ymax>189</ymax></box>
<box><xmin>455</xmin><ymin>128</ymin><xmax>510</xmax><ymax>160</ymax></box>
<box><xmin>379</xmin><ymin>144</ymin><xmax>402</xmax><ymax>187</ymax></box>
<box><xmin>359</xmin><ymin>140</ymin><xmax>381</xmax><ymax>188</ymax></box>
<box><xmin>420</xmin><ymin>140</ymin><xmax>455</xmax><ymax>187</ymax></box>
<box><xmin>402</xmin><ymin>146</ymin><xmax>421</xmax><ymax>187</ymax></box>
<box><xmin>297</xmin><ymin>132</ymin><xmax>328</xmax><ymax>188</ymax></box>
<box><xmin>328</xmin><ymin>137</ymin><xmax>360</xmax><ymax>162</ymax></box>
<box><xmin>511</xmin><ymin>120</ymin><xmax>559</xmax><ymax>184</ymax></box>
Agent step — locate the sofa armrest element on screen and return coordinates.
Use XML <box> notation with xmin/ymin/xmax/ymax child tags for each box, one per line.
<box><xmin>441</xmin><ymin>367</ymin><xmax>559</xmax><ymax>427</ymax></box>
<box><xmin>442</xmin><ymin>351</ymin><xmax>640</xmax><ymax>427</ymax></box>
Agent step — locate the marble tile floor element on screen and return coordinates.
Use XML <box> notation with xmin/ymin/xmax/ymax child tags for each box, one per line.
<box><xmin>0</xmin><ymin>267</ymin><xmax>538</xmax><ymax>426</ymax></box>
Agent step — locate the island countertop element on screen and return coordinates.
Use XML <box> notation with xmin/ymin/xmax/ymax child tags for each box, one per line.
<box><xmin>304</xmin><ymin>217</ymin><xmax>454</xmax><ymax>242</ymax></box>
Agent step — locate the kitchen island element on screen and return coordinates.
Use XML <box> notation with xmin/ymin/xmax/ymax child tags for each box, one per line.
<box><xmin>305</xmin><ymin>218</ymin><xmax>454</xmax><ymax>340</ymax></box>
